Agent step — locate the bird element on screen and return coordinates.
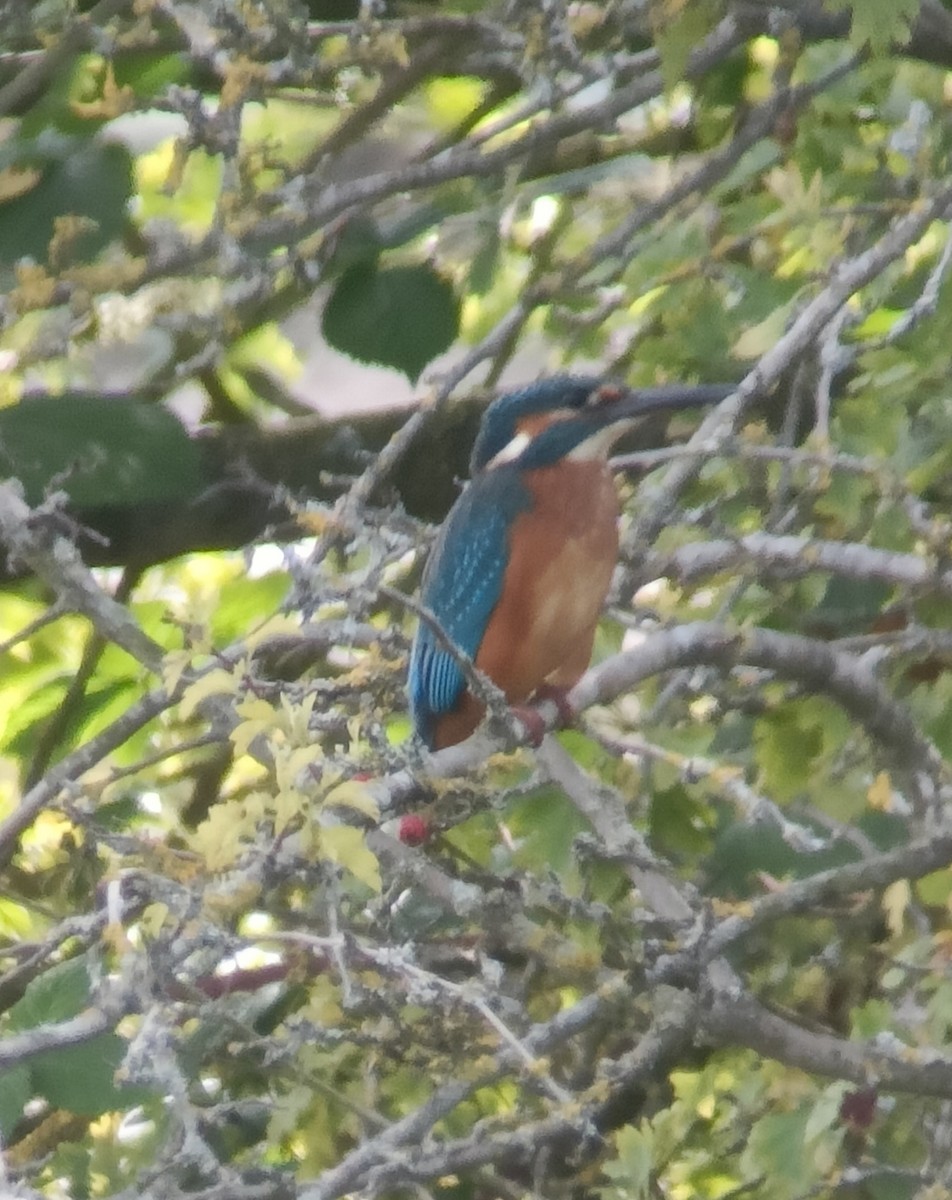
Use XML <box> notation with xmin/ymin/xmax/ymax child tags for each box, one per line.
<box><xmin>408</xmin><ymin>375</ymin><xmax>732</xmax><ymax>750</ymax></box>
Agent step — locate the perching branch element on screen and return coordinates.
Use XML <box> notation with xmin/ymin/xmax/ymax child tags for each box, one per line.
<box><xmin>375</xmin><ymin>620</ymin><xmax>946</xmax><ymax>818</ymax></box>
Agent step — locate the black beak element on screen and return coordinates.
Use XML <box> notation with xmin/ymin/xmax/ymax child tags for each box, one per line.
<box><xmin>594</xmin><ymin>382</ymin><xmax>736</xmax><ymax>425</ymax></box>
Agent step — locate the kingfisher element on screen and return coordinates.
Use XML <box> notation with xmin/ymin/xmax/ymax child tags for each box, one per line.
<box><xmin>408</xmin><ymin>376</ymin><xmax>731</xmax><ymax>750</ymax></box>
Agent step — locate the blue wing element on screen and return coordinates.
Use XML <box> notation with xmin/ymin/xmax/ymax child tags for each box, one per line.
<box><xmin>409</xmin><ymin>470</ymin><xmax>529</xmax><ymax>747</ymax></box>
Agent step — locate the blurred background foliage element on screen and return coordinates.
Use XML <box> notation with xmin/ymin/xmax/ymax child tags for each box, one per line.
<box><xmin>3</xmin><ymin>1</ymin><xmax>952</xmax><ymax>1198</ymax></box>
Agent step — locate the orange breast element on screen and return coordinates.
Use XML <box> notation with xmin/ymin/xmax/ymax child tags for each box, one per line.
<box><xmin>474</xmin><ymin>459</ymin><xmax>620</xmax><ymax>705</ymax></box>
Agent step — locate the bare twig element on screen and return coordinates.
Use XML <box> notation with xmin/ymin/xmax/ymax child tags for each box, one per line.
<box><xmin>0</xmin><ymin>484</ymin><xmax>163</xmax><ymax>672</ymax></box>
<box><xmin>0</xmin><ymin>684</ymin><xmax>174</xmax><ymax>863</ymax></box>
<box><xmin>626</xmin><ymin>181</ymin><xmax>952</xmax><ymax>549</ymax></box>
<box><xmin>636</xmin><ymin>530</ymin><xmax>952</xmax><ymax>600</ymax></box>
<box><xmin>0</xmin><ymin>0</ymin><xmax>131</xmax><ymax>117</ymax></box>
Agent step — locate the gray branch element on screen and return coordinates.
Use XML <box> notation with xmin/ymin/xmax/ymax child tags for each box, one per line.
<box><xmin>0</xmin><ymin>483</ymin><xmax>163</xmax><ymax>672</ymax></box>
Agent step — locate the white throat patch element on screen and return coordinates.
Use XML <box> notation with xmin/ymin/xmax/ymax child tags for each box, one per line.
<box><xmin>485</xmin><ymin>431</ymin><xmax>532</xmax><ymax>469</ymax></box>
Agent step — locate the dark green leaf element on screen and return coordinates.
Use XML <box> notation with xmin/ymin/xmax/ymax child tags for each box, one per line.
<box><xmin>811</xmin><ymin>576</ymin><xmax>892</xmax><ymax>630</ymax></box>
<box><xmin>31</xmin><ymin>1033</ymin><xmax>145</xmax><ymax>1115</ymax></box>
<box><xmin>91</xmin><ymin>794</ymin><xmax>142</xmax><ymax>832</ymax></box>
<box><xmin>8</xmin><ymin>958</ymin><xmax>91</xmax><ymax>1030</ymax></box>
<box><xmin>8</xmin><ymin>960</ymin><xmax>152</xmax><ymax>1115</ymax></box>
<box><xmin>867</xmin><ymin>1173</ymin><xmax>919</xmax><ymax>1200</ymax></box>
<box><xmin>0</xmin><ymin>140</ymin><xmax>132</xmax><ymax>265</ymax></box>
<box><xmin>320</xmin><ymin>215</ymin><xmax>382</xmax><ymax>278</ymax></box>
<box><xmin>0</xmin><ymin>1065</ymin><xmax>31</xmax><ymax>1138</ymax></box>
<box><xmin>468</xmin><ymin>228</ymin><xmax>501</xmax><ymax>296</ymax></box>
<box><xmin>650</xmin><ymin>783</ymin><xmax>714</xmax><ymax>858</ymax></box>
<box><xmin>706</xmin><ymin>817</ymin><xmax>853</xmax><ymax>897</ymax></box>
<box><xmin>0</xmin><ymin>394</ymin><xmax>203</xmax><ymax>507</ymax></box>
<box><xmin>322</xmin><ymin>263</ymin><xmax>460</xmax><ymax>383</ymax></box>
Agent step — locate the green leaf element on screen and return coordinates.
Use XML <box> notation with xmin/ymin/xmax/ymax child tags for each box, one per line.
<box><xmin>322</xmin><ymin>263</ymin><xmax>460</xmax><ymax>383</ymax></box>
<box><xmin>823</xmin><ymin>0</ymin><xmax>919</xmax><ymax>56</ymax></box>
<box><xmin>850</xmin><ymin>997</ymin><xmax>893</xmax><ymax>1038</ymax></box>
<box><xmin>866</xmin><ymin>1172</ymin><xmax>921</xmax><ymax>1200</ymax></box>
<box><xmin>5</xmin><ymin>677</ymin><xmax>137</xmax><ymax>761</ymax></box>
<box><xmin>91</xmin><ymin>794</ymin><xmax>142</xmax><ymax>832</ymax></box>
<box><xmin>754</xmin><ymin>706</ymin><xmax>824</xmax><ymax>802</ymax></box>
<box><xmin>649</xmin><ymin>784</ymin><xmax>713</xmax><ymax>858</ymax></box>
<box><xmin>0</xmin><ymin>1064</ymin><xmax>31</xmax><ymax>1138</ymax></box>
<box><xmin>8</xmin><ymin>958</ymin><xmax>91</xmax><ymax>1030</ymax></box>
<box><xmin>506</xmin><ymin>786</ymin><xmax>588</xmax><ymax>875</ymax></box>
<box><xmin>601</xmin><ymin>1122</ymin><xmax>654</xmax><ymax>1199</ymax></box>
<box><xmin>0</xmin><ymin>393</ymin><xmax>203</xmax><ymax>507</ymax></box>
<box><xmin>30</xmin><ymin>1033</ymin><xmax>137</xmax><ymax>1115</ymax></box>
<box><xmin>46</xmin><ymin>1143</ymin><xmax>92</xmax><ymax>1200</ymax></box>
<box><xmin>654</xmin><ymin>1</ymin><xmax>722</xmax><ymax>92</ymax></box>
<box><xmin>319</xmin><ymin>215</ymin><xmax>382</xmax><ymax>278</ymax></box>
<box><xmin>210</xmin><ymin>571</ymin><xmax>290</xmax><ymax>644</ymax></box>
<box><xmin>812</xmin><ymin>576</ymin><xmax>892</xmax><ymax>629</ymax></box>
<box><xmin>71</xmin><ymin>679</ymin><xmax>146</xmax><ymax>747</ymax></box>
<box><xmin>468</xmin><ymin>227</ymin><xmax>501</xmax><ymax>296</ymax></box>
<box><xmin>8</xmin><ymin>959</ymin><xmax>151</xmax><ymax>1116</ymax></box>
<box><xmin>112</xmin><ymin>51</ymin><xmax>190</xmax><ymax>98</ymax></box>
<box><xmin>0</xmin><ymin>140</ymin><xmax>132</xmax><ymax>265</ymax></box>
<box><xmin>16</xmin><ymin>57</ymin><xmax>114</xmax><ymax>138</ymax></box>
<box><xmin>741</xmin><ymin>1109</ymin><xmax>815</xmax><ymax>1199</ymax></box>
<box><xmin>693</xmin><ymin>49</ymin><xmax>749</xmax><ymax>109</ymax></box>
<box><xmin>319</xmin><ymin>825</ymin><xmax>382</xmax><ymax>893</ymax></box>
<box><xmin>812</xmin><ymin>469</ymin><xmax>869</xmax><ymax>536</ymax></box>
<box><xmin>732</xmin><ymin>303</ymin><xmax>794</xmax><ymax>360</ymax></box>
<box><xmin>0</xmin><ymin>673</ymin><xmax>71</xmax><ymax>755</ymax></box>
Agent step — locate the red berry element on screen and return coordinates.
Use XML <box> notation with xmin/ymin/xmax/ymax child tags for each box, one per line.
<box><xmin>398</xmin><ymin>814</ymin><xmax>429</xmax><ymax>846</ymax></box>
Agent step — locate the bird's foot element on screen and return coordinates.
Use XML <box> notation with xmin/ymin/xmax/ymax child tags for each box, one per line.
<box><xmin>511</xmin><ymin>705</ymin><xmax>547</xmax><ymax>747</ymax></box>
<box><xmin>532</xmin><ymin>684</ymin><xmax>576</xmax><ymax>729</ymax></box>
<box><xmin>511</xmin><ymin>686</ymin><xmax>576</xmax><ymax>747</ymax></box>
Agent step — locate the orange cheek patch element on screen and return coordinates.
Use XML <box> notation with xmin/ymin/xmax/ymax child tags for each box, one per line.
<box><xmin>516</xmin><ymin>411</ymin><xmax>574</xmax><ymax>438</ymax></box>
<box><xmin>591</xmin><ymin>384</ymin><xmax>624</xmax><ymax>406</ymax></box>
<box><xmin>517</xmin><ymin>413</ymin><xmax>553</xmax><ymax>438</ymax></box>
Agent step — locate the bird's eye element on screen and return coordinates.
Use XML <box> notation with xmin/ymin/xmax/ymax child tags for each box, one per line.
<box><xmin>586</xmin><ymin>385</ymin><xmax>623</xmax><ymax>409</ymax></box>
